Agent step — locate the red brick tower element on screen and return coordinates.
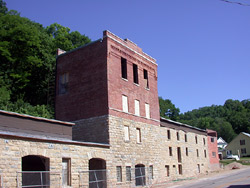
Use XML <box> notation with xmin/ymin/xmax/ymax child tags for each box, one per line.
<box><xmin>55</xmin><ymin>31</ymin><xmax>160</xmax><ymax>143</ymax></box>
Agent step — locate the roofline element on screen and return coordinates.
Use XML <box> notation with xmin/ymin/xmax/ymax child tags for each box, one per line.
<box><xmin>0</xmin><ymin>110</ymin><xmax>74</xmax><ymax>126</ymax></box>
<box><xmin>0</xmin><ymin>131</ymin><xmax>110</xmax><ymax>148</ymax></box>
<box><xmin>160</xmin><ymin>117</ymin><xmax>207</xmax><ymax>133</ymax></box>
<box><xmin>104</xmin><ymin>30</ymin><xmax>157</xmax><ymax>65</ymax></box>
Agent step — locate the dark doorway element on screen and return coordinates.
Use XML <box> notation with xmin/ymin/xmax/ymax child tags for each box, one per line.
<box><xmin>22</xmin><ymin>155</ymin><xmax>49</xmax><ymax>188</ymax></box>
<box><xmin>89</xmin><ymin>158</ymin><xmax>107</xmax><ymax>188</ymax></box>
<box><xmin>135</xmin><ymin>164</ymin><xmax>146</xmax><ymax>186</ymax></box>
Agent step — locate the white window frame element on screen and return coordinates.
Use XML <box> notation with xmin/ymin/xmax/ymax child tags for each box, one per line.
<box><xmin>124</xmin><ymin>126</ymin><xmax>130</xmax><ymax>141</ymax></box>
<box><xmin>134</xmin><ymin>99</ymin><xmax>140</xmax><ymax>116</ymax></box>
<box><xmin>145</xmin><ymin>103</ymin><xmax>150</xmax><ymax>119</ymax></box>
<box><xmin>136</xmin><ymin>128</ymin><xmax>142</xmax><ymax>143</ymax></box>
<box><xmin>122</xmin><ymin>95</ymin><xmax>128</xmax><ymax>113</ymax></box>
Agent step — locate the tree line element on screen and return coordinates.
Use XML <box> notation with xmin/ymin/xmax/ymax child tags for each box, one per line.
<box><xmin>160</xmin><ymin>97</ymin><xmax>250</xmax><ymax>142</ymax></box>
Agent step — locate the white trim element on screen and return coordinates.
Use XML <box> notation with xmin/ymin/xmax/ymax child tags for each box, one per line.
<box><xmin>105</xmin><ymin>32</ymin><xmax>157</xmax><ymax>66</ymax></box>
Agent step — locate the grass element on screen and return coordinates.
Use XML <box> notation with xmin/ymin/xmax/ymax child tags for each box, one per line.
<box><xmin>220</xmin><ymin>157</ymin><xmax>250</xmax><ymax>166</ymax></box>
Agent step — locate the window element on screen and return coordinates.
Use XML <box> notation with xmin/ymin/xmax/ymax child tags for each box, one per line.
<box><xmin>203</xmin><ymin>138</ymin><xmax>206</xmax><ymax>145</ymax></box>
<box><xmin>177</xmin><ymin>147</ymin><xmax>182</xmax><ymax>163</ymax></box>
<box><xmin>197</xmin><ymin>149</ymin><xmax>199</xmax><ymax>157</ymax></box>
<box><xmin>136</xmin><ymin>128</ymin><xmax>141</xmax><ymax>143</ymax></box>
<box><xmin>122</xmin><ymin>95</ymin><xmax>128</xmax><ymax>113</ymax></box>
<box><xmin>134</xmin><ymin>100</ymin><xmax>140</xmax><ymax>116</ymax></box>
<box><xmin>149</xmin><ymin>165</ymin><xmax>153</xmax><ymax>179</ymax></box>
<box><xmin>124</xmin><ymin>126</ymin><xmax>129</xmax><ymax>141</ymax></box>
<box><xmin>62</xmin><ymin>158</ymin><xmax>71</xmax><ymax>186</ymax></box>
<box><xmin>211</xmin><ymin>137</ymin><xmax>215</xmax><ymax>143</ymax></box>
<box><xmin>185</xmin><ymin>134</ymin><xmax>187</xmax><ymax>142</ymax></box>
<box><xmin>241</xmin><ymin>148</ymin><xmax>247</xmax><ymax>154</ymax></box>
<box><xmin>169</xmin><ymin>147</ymin><xmax>173</xmax><ymax>156</ymax></box>
<box><xmin>116</xmin><ymin>166</ymin><xmax>122</xmax><ymax>182</ymax></box>
<box><xmin>176</xmin><ymin>132</ymin><xmax>180</xmax><ymax>141</ymax></box>
<box><xmin>195</xmin><ymin>136</ymin><xmax>198</xmax><ymax>144</ymax></box>
<box><xmin>165</xmin><ymin>165</ymin><xmax>170</xmax><ymax>177</ymax></box>
<box><xmin>126</xmin><ymin>166</ymin><xmax>131</xmax><ymax>181</ymax></box>
<box><xmin>145</xmin><ymin>103</ymin><xmax>150</xmax><ymax>119</ymax></box>
<box><xmin>167</xmin><ymin>130</ymin><xmax>171</xmax><ymax>140</ymax></box>
<box><xmin>204</xmin><ymin>150</ymin><xmax>207</xmax><ymax>158</ymax></box>
<box><xmin>240</xmin><ymin>140</ymin><xmax>245</xmax><ymax>145</ymax></box>
<box><xmin>197</xmin><ymin>164</ymin><xmax>200</xmax><ymax>173</ymax></box>
<box><xmin>143</xmin><ymin>69</ymin><xmax>149</xmax><ymax>89</ymax></box>
<box><xmin>59</xmin><ymin>73</ymin><xmax>69</xmax><ymax>94</ymax></box>
<box><xmin>133</xmin><ymin>64</ymin><xmax>139</xmax><ymax>84</ymax></box>
<box><xmin>212</xmin><ymin>152</ymin><xmax>216</xmax><ymax>157</ymax></box>
<box><xmin>178</xmin><ymin>165</ymin><xmax>182</xmax><ymax>175</ymax></box>
<box><xmin>121</xmin><ymin>57</ymin><xmax>127</xmax><ymax>79</ymax></box>
<box><xmin>186</xmin><ymin>147</ymin><xmax>188</xmax><ymax>156</ymax></box>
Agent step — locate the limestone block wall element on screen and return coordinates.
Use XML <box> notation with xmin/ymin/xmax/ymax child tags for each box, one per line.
<box><xmin>108</xmin><ymin>115</ymin><xmax>210</xmax><ymax>186</ymax></box>
<box><xmin>0</xmin><ymin>136</ymin><xmax>110</xmax><ymax>188</ymax></box>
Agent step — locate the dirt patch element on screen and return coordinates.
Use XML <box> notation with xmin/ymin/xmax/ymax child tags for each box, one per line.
<box><xmin>224</xmin><ymin>162</ymin><xmax>244</xmax><ymax>170</ymax></box>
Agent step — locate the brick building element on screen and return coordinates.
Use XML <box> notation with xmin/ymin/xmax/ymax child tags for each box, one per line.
<box><xmin>0</xmin><ymin>31</ymin><xmax>219</xmax><ymax>187</ymax></box>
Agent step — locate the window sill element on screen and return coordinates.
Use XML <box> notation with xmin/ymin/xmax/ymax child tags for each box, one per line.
<box><xmin>134</xmin><ymin>83</ymin><xmax>140</xmax><ymax>87</ymax></box>
<box><xmin>122</xmin><ymin>78</ymin><xmax>128</xmax><ymax>82</ymax></box>
<box><xmin>145</xmin><ymin>87</ymin><xmax>150</xmax><ymax>91</ymax></box>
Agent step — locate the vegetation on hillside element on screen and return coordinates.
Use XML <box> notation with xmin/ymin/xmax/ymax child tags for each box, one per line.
<box><xmin>160</xmin><ymin>97</ymin><xmax>250</xmax><ymax>142</ymax></box>
<box><xmin>0</xmin><ymin>1</ymin><xmax>91</xmax><ymax>118</ymax></box>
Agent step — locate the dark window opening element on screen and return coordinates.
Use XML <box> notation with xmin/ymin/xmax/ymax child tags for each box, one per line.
<box><xmin>133</xmin><ymin>64</ymin><xmax>139</xmax><ymax>84</ymax></box>
<box><xmin>22</xmin><ymin>155</ymin><xmax>50</xmax><ymax>187</ymax></box>
<box><xmin>186</xmin><ymin>147</ymin><xmax>188</xmax><ymax>156</ymax></box>
<box><xmin>241</xmin><ymin>148</ymin><xmax>247</xmax><ymax>154</ymax></box>
<box><xmin>167</xmin><ymin>130</ymin><xmax>171</xmax><ymax>140</ymax></box>
<box><xmin>240</xmin><ymin>140</ymin><xmax>245</xmax><ymax>145</ymax></box>
<box><xmin>178</xmin><ymin>165</ymin><xmax>182</xmax><ymax>175</ymax></box>
<box><xmin>177</xmin><ymin>147</ymin><xmax>182</xmax><ymax>163</ymax></box>
<box><xmin>116</xmin><ymin>166</ymin><xmax>122</xmax><ymax>182</ymax></box>
<box><xmin>197</xmin><ymin>149</ymin><xmax>199</xmax><ymax>157</ymax></box>
<box><xmin>89</xmin><ymin>158</ymin><xmax>107</xmax><ymax>188</ymax></box>
<box><xmin>177</xmin><ymin>132</ymin><xmax>180</xmax><ymax>141</ymax></box>
<box><xmin>143</xmin><ymin>69</ymin><xmax>149</xmax><ymax>88</ymax></box>
<box><xmin>195</xmin><ymin>136</ymin><xmax>198</xmax><ymax>144</ymax></box>
<box><xmin>169</xmin><ymin>147</ymin><xmax>173</xmax><ymax>156</ymax></box>
<box><xmin>204</xmin><ymin>150</ymin><xmax>207</xmax><ymax>158</ymax></box>
<box><xmin>211</xmin><ymin>137</ymin><xmax>214</xmax><ymax>143</ymax></box>
<box><xmin>121</xmin><ymin>57</ymin><xmax>127</xmax><ymax>79</ymax></box>
<box><xmin>135</xmin><ymin>164</ymin><xmax>146</xmax><ymax>186</ymax></box>
<box><xmin>126</xmin><ymin>166</ymin><xmax>131</xmax><ymax>181</ymax></box>
<box><xmin>203</xmin><ymin>138</ymin><xmax>206</xmax><ymax>145</ymax></box>
<box><xmin>165</xmin><ymin>165</ymin><xmax>170</xmax><ymax>177</ymax></box>
<box><xmin>185</xmin><ymin>134</ymin><xmax>187</xmax><ymax>142</ymax></box>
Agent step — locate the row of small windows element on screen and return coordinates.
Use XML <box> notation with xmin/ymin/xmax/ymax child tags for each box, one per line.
<box><xmin>116</xmin><ymin>165</ymin><xmax>153</xmax><ymax>185</ymax></box>
<box><xmin>167</xmin><ymin>130</ymin><xmax>206</xmax><ymax>145</ymax></box>
<box><xmin>168</xmin><ymin>146</ymin><xmax>207</xmax><ymax>158</ymax></box>
<box><xmin>121</xmin><ymin>57</ymin><xmax>149</xmax><ymax>89</ymax></box>
<box><xmin>122</xmin><ymin>95</ymin><xmax>150</xmax><ymax>119</ymax></box>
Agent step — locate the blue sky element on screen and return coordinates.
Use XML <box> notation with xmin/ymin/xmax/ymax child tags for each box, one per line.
<box><xmin>5</xmin><ymin>0</ymin><xmax>250</xmax><ymax>113</ymax></box>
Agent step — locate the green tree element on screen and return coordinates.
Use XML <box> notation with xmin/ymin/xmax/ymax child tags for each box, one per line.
<box><xmin>159</xmin><ymin>97</ymin><xmax>180</xmax><ymax>120</ymax></box>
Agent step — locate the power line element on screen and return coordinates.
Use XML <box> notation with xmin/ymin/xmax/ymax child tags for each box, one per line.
<box><xmin>220</xmin><ymin>0</ymin><xmax>250</xmax><ymax>6</ymax></box>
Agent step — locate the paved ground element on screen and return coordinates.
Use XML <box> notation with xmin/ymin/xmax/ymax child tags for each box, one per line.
<box><xmin>167</xmin><ymin>166</ymin><xmax>250</xmax><ymax>188</ymax></box>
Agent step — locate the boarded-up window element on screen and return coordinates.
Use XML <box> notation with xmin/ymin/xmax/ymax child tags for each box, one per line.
<box><xmin>59</xmin><ymin>73</ymin><xmax>69</xmax><ymax>94</ymax></box>
<box><xmin>62</xmin><ymin>158</ymin><xmax>71</xmax><ymax>186</ymax></box>
<box><xmin>136</xmin><ymin>128</ymin><xmax>141</xmax><ymax>143</ymax></box>
<box><xmin>116</xmin><ymin>166</ymin><xmax>122</xmax><ymax>182</ymax></box>
<box><xmin>121</xmin><ymin>58</ymin><xmax>127</xmax><ymax>79</ymax></box>
<box><xmin>122</xmin><ymin>95</ymin><xmax>128</xmax><ymax>113</ymax></box>
<box><xmin>212</xmin><ymin>152</ymin><xmax>216</xmax><ymax>157</ymax></box>
<box><xmin>124</xmin><ymin>126</ymin><xmax>129</xmax><ymax>141</ymax></box>
<box><xmin>126</xmin><ymin>166</ymin><xmax>131</xmax><ymax>181</ymax></box>
<box><xmin>134</xmin><ymin>100</ymin><xmax>140</xmax><ymax>116</ymax></box>
<box><xmin>145</xmin><ymin>103</ymin><xmax>150</xmax><ymax>119</ymax></box>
